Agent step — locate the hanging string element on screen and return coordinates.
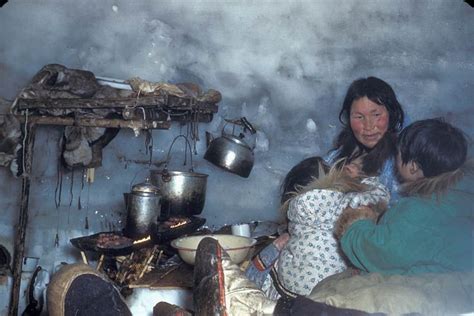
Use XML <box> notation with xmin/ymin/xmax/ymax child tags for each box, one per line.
<box><xmin>69</xmin><ymin>168</ymin><xmax>74</xmax><ymax>207</ymax></box>
<box><xmin>21</xmin><ymin>109</ymin><xmax>29</xmax><ymax>176</ymax></box>
<box><xmin>54</xmin><ymin>158</ymin><xmax>63</xmax><ymax>209</ymax></box>
<box><xmin>78</xmin><ymin>168</ymin><xmax>85</xmax><ymax>210</ymax></box>
<box><xmin>145</xmin><ymin>130</ymin><xmax>154</xmax><ymax>167</ymax></box>
<box><xmin>193</xmin><ymin>108</ymin><xmax>199</xmax><ymax>154</ymax></box>
<box><xmin>85</xmin><ymin>180</ymin><xmax>90</xmax><ymax>230</ymax></box>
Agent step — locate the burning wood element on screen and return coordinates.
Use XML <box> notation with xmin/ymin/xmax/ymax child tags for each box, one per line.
<box><xmin>133</xmin><ymin>235</ymin><xmax>151</xmax><ymax>245</ymax></box>
<box><xmin>171</xmin><ymin>220</ymin><xmax>190</xmax><ymax>228</ymax></box>
<box><xmin>164</xmin><ymin>216</ymin><xmax>191</xmax><ymax>229</ymax></box>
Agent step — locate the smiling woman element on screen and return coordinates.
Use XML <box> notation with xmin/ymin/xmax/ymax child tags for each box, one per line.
<box><xmin>326</xmin><ymin>76</ymin><xmax>405</xmax><ymax>203</ymax></box>
<box><xmin>349</xmin><ymin>96</ymin><xmax>390</xmax><ymax>149</ymax></box>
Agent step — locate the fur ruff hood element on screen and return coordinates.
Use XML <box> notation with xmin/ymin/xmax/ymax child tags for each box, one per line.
<box><xmin>400</xmin><ymin>159</ymin><xmax>474</xmax><ymax>198</ymax></box>
<box><xmin>280</xmin><ymin>163</ymin><xmax>369</xmax><ymax>214</ymax></box>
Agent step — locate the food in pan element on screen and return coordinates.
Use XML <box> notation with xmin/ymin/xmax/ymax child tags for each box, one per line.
<box><xmin>96</xmin><ymin>233</ymin><xmax>133</xmax><ymax>249</ymax></box>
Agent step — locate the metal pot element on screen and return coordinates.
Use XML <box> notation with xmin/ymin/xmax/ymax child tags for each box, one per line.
<box><xmin>150</xmin><ymin>135</ymin><xmax>208</xmax><ymax>218</ymax></box>
<box><xmin>124</xmin><ymin>181</ymin><xmax>161</xmax><ymax>239</ymax></box>
<box><xmin>204</xmin><ymin>117</ymin><xmax>256</xmax><ymax>178</ymax></box>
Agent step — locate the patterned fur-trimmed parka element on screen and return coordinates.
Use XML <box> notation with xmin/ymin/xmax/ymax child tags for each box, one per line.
<box><xmin>277</xmin><ymin>174</ymin><xmax>390</xmax><ymax>295</ymax></box>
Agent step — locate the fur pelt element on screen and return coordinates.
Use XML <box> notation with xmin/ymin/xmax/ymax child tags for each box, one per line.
<box><xmin>334</xmin><ymin>206</ymin><xmax>380</xmax><ymax>240</ymax></box>
<box><xmin>280</xmin><ymin>161</ymin><xmax>369</xmax><ymax>214</ymax></box>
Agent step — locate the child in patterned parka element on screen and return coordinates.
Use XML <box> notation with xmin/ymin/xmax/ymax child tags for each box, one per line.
<box><xmin>246</xmin><ymin>155</ymin><xmax>390</xmax><ymax>299</ymax></box>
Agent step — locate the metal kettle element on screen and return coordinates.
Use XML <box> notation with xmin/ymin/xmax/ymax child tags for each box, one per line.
<box><xmin>124</xmin><ymin>180</ymin><xmax>161</xmax><ymax>239</ymax></box>
<box><xmin>204</xmin><ymin>117</ymin><xmax>256</xmax><ymax>178</ymax></box>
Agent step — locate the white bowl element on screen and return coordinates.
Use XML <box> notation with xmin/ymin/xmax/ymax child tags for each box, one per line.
<box><xmin>171</xmin><ymin>234</ymin><xmax>257</xmax><ymax>265</ymax></box>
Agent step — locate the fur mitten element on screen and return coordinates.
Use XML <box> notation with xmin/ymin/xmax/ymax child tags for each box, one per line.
<box><xmin>334</xmin><ymin>206</ymin><xmax>379</xmax><ymax>240</ymax></box>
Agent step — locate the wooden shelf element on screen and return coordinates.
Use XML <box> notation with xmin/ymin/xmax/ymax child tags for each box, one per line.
<box><xmin>16</xmin><ymin>95</ymin><xmax>218</xmax><ymax>112</ymax></box>
<box><xmin>16</xmin><ymin>114</ymin><xmax>171</xmax><ymax>129</ymax></box>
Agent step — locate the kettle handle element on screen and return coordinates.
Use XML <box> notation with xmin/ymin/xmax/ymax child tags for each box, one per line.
<box><xmin>222</xmin><ymin>117</ymin><xmax>257</xmax><ymax>138</ymax></box>
<box><xmin>240</xmin><ymin>117</ymin><xmax>257</xmax><ymax>135</ymax></box>
<box><xmin>164</xmin><ymin>135</ymin><xmax>195</xmax><ymax>172</ymax></box>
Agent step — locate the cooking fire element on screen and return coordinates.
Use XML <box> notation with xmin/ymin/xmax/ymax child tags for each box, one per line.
<box><xmin>133</xmin><ymin>235</ymin><xmax>151</xmax><ymax>244</ymax></box>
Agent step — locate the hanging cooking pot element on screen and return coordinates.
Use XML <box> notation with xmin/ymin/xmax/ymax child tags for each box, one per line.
<box><xmin>204</xmin><ymin>117</ymin><xmax>256</xmax><ymax>178</ymax></box>
<box><xmin>150</xmin><ymin>135</ymin><xmax>208</xmax><ymax>219</ymax></box>
<box><xmin>123</xmin><ymin>180</ymin><xmax>161</xmax><ymax>239</ymax></box>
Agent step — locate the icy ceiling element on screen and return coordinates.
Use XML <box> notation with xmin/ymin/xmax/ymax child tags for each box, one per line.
<box><xmin>1</xmin><ymin>1</ymin><xmax>473</xmax><ymax>142</ymax></box>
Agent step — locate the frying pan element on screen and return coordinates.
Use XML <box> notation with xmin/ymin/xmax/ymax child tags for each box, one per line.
<box><xmin>70</xmin><ymin>232</ymin><xmax>153</xmax><ymax>256</ymax></box>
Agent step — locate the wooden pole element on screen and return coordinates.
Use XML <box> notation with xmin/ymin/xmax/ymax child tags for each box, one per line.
<box><xmin>16</xmin><ymin>115</ymin><xmax>171</xmax><ymax>130</ymax></box>
<box><xmin>9</xmin><ymin>123</ymin><xmax>36</xmax><ymax>316</ymax></box>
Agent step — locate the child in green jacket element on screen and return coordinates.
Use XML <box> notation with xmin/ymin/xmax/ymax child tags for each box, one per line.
<box><xmin>336</xmin><ymin>118</ymin><xmax>473</xmax><ymax>274</ymax></box>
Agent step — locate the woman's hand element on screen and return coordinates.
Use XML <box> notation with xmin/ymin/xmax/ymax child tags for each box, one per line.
<box><xmin>273</xmin><ymin>232</ymin><xmax>290</xmax><ymax>251</ymax></box>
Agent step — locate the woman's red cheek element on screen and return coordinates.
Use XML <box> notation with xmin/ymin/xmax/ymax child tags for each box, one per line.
<box><xmin>350</xmin><ymin>120</ymin><xmax>364</xmax><ymax>132</ymax></box>
<box><xmin>377</xmin><ymin>115</ymin><xmax>389</xmax><ymax>129</ymax></box>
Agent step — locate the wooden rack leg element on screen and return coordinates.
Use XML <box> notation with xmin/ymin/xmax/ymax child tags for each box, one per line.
<box><xmin>9</xmin><ymin>123</ymin><xmax>36</xmax><ymax>316</ymax></box>
<box><xmin>96</xmin><ymin>254</ymin><xmax>105</xmax><ymax>270</ymax></box>
<box><xmin>80</xmin><ymin>251</ymin><xmax>89</xmax><ymax>265</ymax></box>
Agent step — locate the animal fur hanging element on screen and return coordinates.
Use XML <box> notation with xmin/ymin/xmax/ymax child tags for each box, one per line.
<box><xmin>61</xmin><ymin>125</ymin><xmax>119</xmax><ymax>169</ymax></box>
<box><xmin>0</xmin><ymin>113</ymin><xmax>22</xmax><ymax>177</ymax></box>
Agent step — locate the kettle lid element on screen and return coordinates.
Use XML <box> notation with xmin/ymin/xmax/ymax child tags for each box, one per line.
<box><xmin>132</xmin><ymin>179</ymin><xmax>159</xmax><ymax>194</ymax></box>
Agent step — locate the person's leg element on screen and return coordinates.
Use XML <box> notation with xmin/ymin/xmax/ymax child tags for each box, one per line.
<box><xmin>193</xmin><ymin>237</ymin><xmax>277</xmax><ymax>315</ymax></box>
<box><xmin>245</xmin><ymin>233</ymin><xmax>289</xmax><ymax>288</ymax></box>
<box><xmin>193</xmin><ymin>236</ymin><xmax>226</xmax><ymax>315</ymax></box>
<box><xmin>47</xmin><ymin>263</ymin><xmax>131</xmax><ymax>316</ymax></box>
<box><xmin>274</xmin><ymin>296</ymin><xmax>375</xmax><ymax>316</ymax></box>
<box><xmin>245</xmin><ymin>242</ymin><xmax>281</xmax><ymax>287</ymax></box>
<box><xmin>153</xmin><ymin>302</ymin><xmax>192</xmax><ymax>316</ymax></box>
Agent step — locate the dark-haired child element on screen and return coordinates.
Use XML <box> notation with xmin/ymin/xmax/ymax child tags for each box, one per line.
<box><xmin>245</xmin><ymin>157</ymin><xmax>328</xmax><ymax>299</ymax></box>
<box><xmin>336</xmin><ymin>118</ymin><xmax>473</xmax><ymax>274</ymax></box>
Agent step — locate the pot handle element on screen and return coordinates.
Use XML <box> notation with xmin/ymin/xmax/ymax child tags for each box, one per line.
<box><xmin>164</xmin><ymin>135</ymin><xmax>195</xmax><ymax>173</ymax></box>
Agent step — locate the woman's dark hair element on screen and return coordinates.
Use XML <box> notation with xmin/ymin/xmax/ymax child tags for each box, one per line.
<box><xmin>398</xmin><ymin>118</ymin><xmax>467</xmax><ymax>177</ymax></box>
<box><xmin>334</xmin><ymin>76</ymin><xmax>405</xmax><ymax>175</ymax></box>
<box><xmin>280</xmin><ymin>156</ymin><xmax>329</xmax><ymax>205</ymax></box>
<box><xmin>338</xmin><ymin>76</ymin><xmax>404</xmax><ymax>132</ymax></box>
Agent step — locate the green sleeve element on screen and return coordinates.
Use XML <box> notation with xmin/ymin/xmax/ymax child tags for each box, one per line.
<box><xmin>340</xmin><ymin>199</ymin><xmax>439</xmax><ymax>274</ymax></box>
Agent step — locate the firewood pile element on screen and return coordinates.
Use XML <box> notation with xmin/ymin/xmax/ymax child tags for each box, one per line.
<box><xmin>115</xmin><ymin>246</ymin><xmax>161</xmax><ymax>286</ymax></box>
